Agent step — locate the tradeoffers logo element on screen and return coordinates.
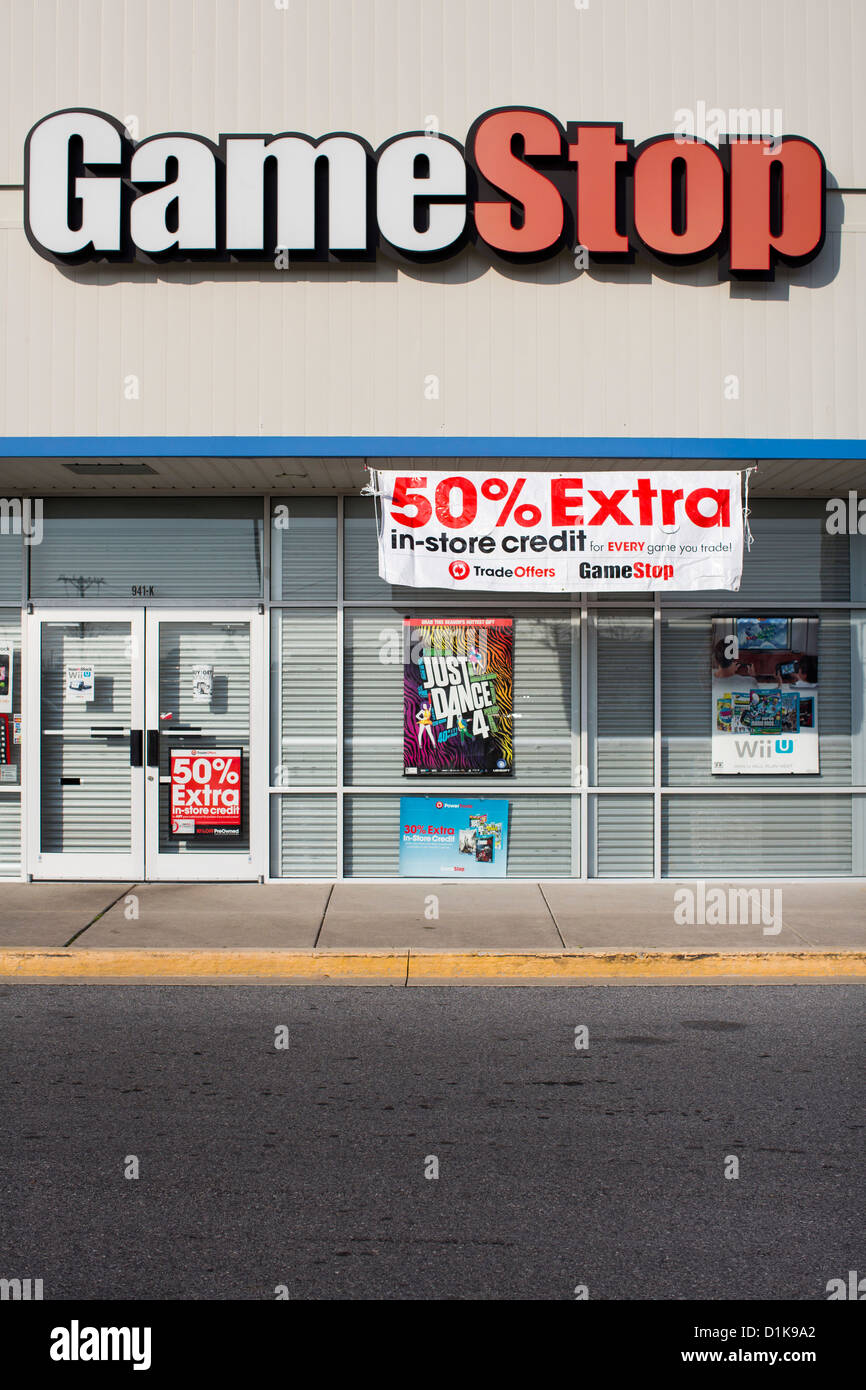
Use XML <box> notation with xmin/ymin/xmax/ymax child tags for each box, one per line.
<box><xmin>448</xmin><ymin>560</ymin><xmax>471</xmax><ymax>581</ymax></box>
<box><xmin>24</xmin><ymin>107</ymin><xmax>826</xmax><ymax>280</ymax></box>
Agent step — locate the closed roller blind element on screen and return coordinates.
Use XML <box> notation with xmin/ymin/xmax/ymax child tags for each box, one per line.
<box><xmin>663</xmin><ymin>796</ymin><xmax>853</xmax><ymax>877</ymax></box>
<box><xmin>344</xmin><ymin>794</ymin><xmax>573</xmax><ymax>877</ymax></box>
<box><xmin>275</xmin><ymin>795</ymin><xmax>337</xmax><ymax>877</ymax></box>
<box><xmin>594</xmin><ymin>796</ymin><xmax>653</xmax><ymax>877</ymax></box>
<box><xmin>41</xmin><ymin>622</ymin><xmax>132</xmax><ymax>854</ymax></box>
<box><xmin>158</xmin><ymin>622</ymin><xmax>251</xmax><ymax>854</ymax></box>
<box><xmin>505</xmin><ymin>796</ymin><xmax>573</xmax><ymax>877</ymax></box>
<box><xmin>594</xmin><ymin>612</ymin><xmax>653</xmax><ymax>784</ymax></box>
<box><xmin>345</xmin><ymin>796</ymin><xmax>400</xmax><ymax>876</ymax></box>
<box><xmin>0</xmin><ymin>608</ymin><xmax>21</xmax><ymax>873</ymax></box>
<box><xmin>0</xmin><ymin>795</ymin><xmax>20</xmax><ymax>875</ymax></box>
<box><xmin>272</xmin><ymin>609</ymin><xmax>337</xmax><ymax>785</ymax></box>
<box><xmin>272</xmin><ymin>498</ymin><xmax>337</xmax><ymax>600</ymax></box>
<box><xmin>0</xmin><ymin>531</ymin><xmax>21</xmax><ymax>601</ymax></box>
<box><xmin>344</xmin><ymin>609</ymin><xmax>575</xmax><ymax>787</ymax></box>
<box><xmin>663</xmin><ymin>514</ymin><xmax>850</xmax><ymax>606</ymax></box>
<box><xmin>662</xmin><ymin>613</ymin><xmax>852</xmax><ymax>786</ymax></box>
<box><xmin>32</xmin><ymin>500</ymin><xmax>262</xmax><ymax>602</ymax></box>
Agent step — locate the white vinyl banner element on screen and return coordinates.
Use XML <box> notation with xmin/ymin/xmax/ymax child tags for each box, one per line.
<box><xmin>373</xmin><ymin>470</ymin><xmax>744</xmax><ymax>592</ymax></box>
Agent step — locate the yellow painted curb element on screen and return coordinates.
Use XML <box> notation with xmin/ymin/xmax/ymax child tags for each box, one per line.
<box><xmin>0</xmin><ymin>947</ymin><xmax>863</xmax><ymax>983</ymax></box>
<box><xmin>0</xmin><ymin>948</ymin><xmax>409</xmax><ymax>982</ymax></box>
<box><xmin>407</xmin><ymin>950</ymin><xmax>866</xmax><ymax>981</ymax></box>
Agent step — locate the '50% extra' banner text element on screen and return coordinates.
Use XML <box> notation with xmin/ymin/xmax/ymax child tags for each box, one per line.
<box><xmin>371</xmin><ymin>470</ymin><xmax>745</xmax><ymax>593</ymax></box>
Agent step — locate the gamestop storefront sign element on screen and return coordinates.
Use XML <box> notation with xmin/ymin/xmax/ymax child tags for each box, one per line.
<box><xmin>24</xmin><ymin>108</ymin><xmax>825</xmax><ymax>279</ymax></box>
<box><xmin>374</xmin><ymin>470</ymin><xmax>744</xmax><ymax>593</ymax></box>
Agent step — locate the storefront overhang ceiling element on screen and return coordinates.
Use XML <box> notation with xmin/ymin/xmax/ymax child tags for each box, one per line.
<box><xmin>0</xmin><ymin>455</ymin><xmax>864</xmax><ymax>498</ymax></box>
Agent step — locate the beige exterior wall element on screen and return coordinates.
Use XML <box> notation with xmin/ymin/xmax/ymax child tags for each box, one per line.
<box><xmin>0</xmin><ymin>0</ymin><xmax>863</xmax><ymax>442</ymax></box>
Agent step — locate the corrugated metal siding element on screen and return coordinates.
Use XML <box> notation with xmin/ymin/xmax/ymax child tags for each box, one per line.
<box><xmin>594</xmin><ymin>612</ymin><xmax>653</xmax><ymax>784</ymax></box>
<box><xmin>0</xmin><ymin>1</ymin><xmax>863</xmax><ymax>441</ymax></box>
<box><xmin>2</xmin><ymin>0</ymin><xmax>863</xmax><ymax>186</ymax></box>
<box><xmin>662</xmin><ymin>611</ymin><xmax>852</xmax><ymax>786</ymax></box>
<box><xmin>344</xmin><ymin>608</ymin><xmax>575</xmax><ymax>787</ymax></box>
<box><xmin>1</xmin><ymin>216</ymin><xmax>862</xmax><ymax>441</ymax></box>
<box><xmin>273</xmin><ymin>608</ymin><xmax>337</xmax><ymax>785</ymax></box>
<box><xmin>663</xmin><ymin>796</ymin><xmax>853</xmax><ymax>876</ymax></box>
<box><xmin>594</xmin><ymin>796</ymin><xmax>654</xmax><ymax>878</ymax></box>
<box><xmin>275</xmin><ymin>794</ymin><xmax>337</xmax><ymax>877</ymax></box>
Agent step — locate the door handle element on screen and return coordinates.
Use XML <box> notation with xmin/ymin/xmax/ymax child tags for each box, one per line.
<box><xmin>146</xmin><ymin>730</ymin><xmax>160</xmax><ymax>767</ymax></box>
<box><xmin>130</xmin><ymin>729</ymin><xmax>143</xmax><ymax>767</ymax></box>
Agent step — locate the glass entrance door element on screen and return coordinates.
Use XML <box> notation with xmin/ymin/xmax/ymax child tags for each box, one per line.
<box><xmin>27</xmin><ymin>609</ymin><xmax>264</xmax><ymax>881</ymax></box>
<box><xmin>28</xmin><ymin>610</ymin><xmax>145</xmax><ymax>879</ymax></box>
<box><xmin>144</xmin><ymin>611</ymin><xmax>264</xmax><ymax>880</ymax></box>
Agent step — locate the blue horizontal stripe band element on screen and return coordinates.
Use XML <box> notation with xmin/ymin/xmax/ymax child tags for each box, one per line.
<box><xmin>0</xmin><ymin>436</ymin><xmax>864</xmax><ymax>460</ymax></box>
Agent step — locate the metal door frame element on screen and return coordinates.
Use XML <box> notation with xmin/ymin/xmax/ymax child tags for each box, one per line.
<box><xmin>25</xmin><ymin>607</ymin><xmax>146</xmax><ymax>880</ymax></box>
<box><xmin>144</xmin><ymin>608</ymin><xmax>265</xmax><ymax>881</ymax></box>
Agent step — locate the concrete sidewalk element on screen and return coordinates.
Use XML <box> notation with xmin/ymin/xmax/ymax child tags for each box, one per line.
<box><xmin>0</xmin><ymin>879</ymin><xmax>864</xmax><ymax>951</ymax></box>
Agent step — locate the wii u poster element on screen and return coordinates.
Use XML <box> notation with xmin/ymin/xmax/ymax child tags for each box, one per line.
<box><xmin>711</xmin><ymin>617</ymin><xmax>819</xmax><ymax>774</ymax></box>
<box><xmin>403</xmin><ymin>617</ymin><xmax>513</xmax><ymax>776</ymax></box>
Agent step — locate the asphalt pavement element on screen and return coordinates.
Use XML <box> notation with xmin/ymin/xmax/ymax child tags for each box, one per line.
<box><xmin>0</xmin><ymin>983</ymin><xmax>862</xmax><ymax>1300</ymax></box>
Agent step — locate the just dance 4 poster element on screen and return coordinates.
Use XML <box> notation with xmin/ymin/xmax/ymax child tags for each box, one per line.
<box><xmin>403</xmin><ymin>617</ymin><xmax>513</xmax><ymax>776</ymax></box>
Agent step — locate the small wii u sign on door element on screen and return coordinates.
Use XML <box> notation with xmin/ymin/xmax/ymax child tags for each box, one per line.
<box><xmin>65</xmin><ymin>665</ymin><xmax>95</xmax><ymax>703</ymax></box>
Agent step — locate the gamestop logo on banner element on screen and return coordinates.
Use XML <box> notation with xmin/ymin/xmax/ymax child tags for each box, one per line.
<box><xmin>170</xmin><ymin>748</ymin><xmax>242</xmax><ymax>836</ymax></box>
<box><xmin>374</xmin><ymin>470</ymin><xmax>744</xmax><ymax>593</ymax></box>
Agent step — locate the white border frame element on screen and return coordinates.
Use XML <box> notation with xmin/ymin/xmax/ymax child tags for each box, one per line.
<box><xmin>25</xmin><ymin>607</ymin><xmax>146</xmax><ymax>880</ymax></box>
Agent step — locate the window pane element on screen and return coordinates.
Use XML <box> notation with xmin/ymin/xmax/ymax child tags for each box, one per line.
<box><xmin>0</xmin><ymin>529</ymin><xmax>22</xmax><ymax>601</ymax></box>
<box><xmin>593</xmin><ymin>795</ymin><xmax>653</xmax><ymax>877</ymax></box>
<box><xmin>271</xmin><ymin>609</ymin><xmax>337</xmax><ymax>786</ymax></box>
<box><xmin>271</xmin><ymin>497</ymin><xmax>337</xmax><ymax>600</ymax></box>
<box><xmin>344</xmin><ymin>608</ymin><xmax>576</xmax><ymax>787</ymax></box>
<box><xmin>594</xmin><ymin>611</ymin><xmax>653</xmax><ymax>784</ymax></box>
<box><xmin>663</xmin><ymin>795</ymin><xmax>852</xmax><ymax>877</ymax></box>
<box><xmin>31</xmin><ymin>499</ymin><xmax>262</xmax><ymax>602</ymax></box>
<box><xmin>273</xmin><ymin>795</ymin><xmax>337</xmax><ymax>877</ymax></box>
<box><xmin>662</xmin><ymin>611</ymin><xmax>851</xmax><ymax>786</ymax></box>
